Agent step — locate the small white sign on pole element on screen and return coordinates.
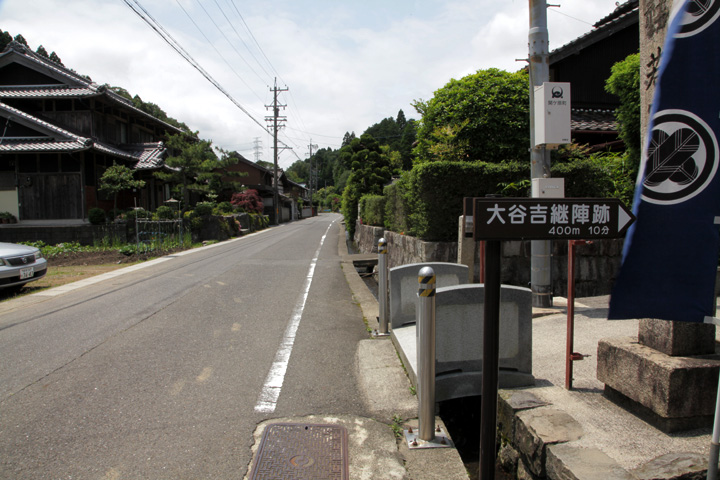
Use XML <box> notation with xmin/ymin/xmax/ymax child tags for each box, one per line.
<box><xmin>534</xmin><ymin>82</ymin><xmax>571</xmax><ymax>148</ymax></box>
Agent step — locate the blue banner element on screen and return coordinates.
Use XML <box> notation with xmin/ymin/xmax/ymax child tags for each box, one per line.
<box><xmin>608</xmin><ymin>0</ymin><xmax>720</xmax><ymax>323</ymax></box>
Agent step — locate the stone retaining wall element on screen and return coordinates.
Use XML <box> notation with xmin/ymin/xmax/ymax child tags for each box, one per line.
<box><xmin>354</xmin><ymin>221</ymin><xmax>624</xmax><ymax>297</ymax></box>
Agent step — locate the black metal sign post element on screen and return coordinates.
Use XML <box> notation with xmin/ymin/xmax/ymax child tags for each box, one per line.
<box><xmin>480</xmin><ymin>238</ymin><xmax>501</xmax><ymax>480</ymax></box>
<box><xmin>470</xmin><ymin>197</ymin><xmax>635</xmax><ymax>480</ymax></box>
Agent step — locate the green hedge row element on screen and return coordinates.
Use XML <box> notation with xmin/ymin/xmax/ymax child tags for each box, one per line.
<box><xmin>358</xmin><ymin>194</ymin><xmax>386</xmax><ymax>226</ymax></box>
<box><xmin>371</xmin><ymin>160</ymin><xmax>618</xmax><ymax>242</ymax></box>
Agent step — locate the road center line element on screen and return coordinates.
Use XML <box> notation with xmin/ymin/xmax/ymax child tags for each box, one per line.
<box><xmin>254</xmin><ymin>221</ymin><xmax>334</xmax><ymax>413</ymax></box>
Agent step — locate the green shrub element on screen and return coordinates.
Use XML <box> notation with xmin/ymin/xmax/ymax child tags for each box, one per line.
<box><xmin>155</xmin><ymin>205</ymin><xmax>176</xmax><ymax>220</ymax></box>
<box><xmin>386</xmin><ymin>159</ymin><xmax>617</xmax><ymax>242</ymax></box>
<box><xmin>216</xmin><ymin>201</ymin><xmax>234</xmax><ymax>214</ymax></box>
<box><xmin>194</xmin><ymin>202</ymin><xmax>214</xmax><ymax>217</ymax></box>
<box><xmin>552</xmin><ymin>157</ymin><xmax>614</xmax><ymax>198</ymax></box>
<box><xmin>402</xmin><ymin>161</ymin><xmax>529</xmax><ymax>241</ymax></box>
<box><xmin>384</xmin><ymin>181</ymin><xmax>408</xmax><ymax>233</ymax></box>
<box><xmin>125</xmin><ymin>208</ymin><xmax>150</xmax><ymax>223</ymax></box>
<box><xmin>88</xmin><ymin>207</ymin><xmax>106</xmax><ymax>225</ymax></box>
<box><xmin>359</xmin><ymin>194</ymin><xmax>385</xmax><ymax>226</ymax></box>
<box><xmin>119</xmin><ymin>244</ymin><xmax>137</xmax><ymax>256</ymax></box>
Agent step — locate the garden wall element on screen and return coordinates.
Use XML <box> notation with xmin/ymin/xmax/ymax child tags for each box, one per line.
<box><xmin>354</xmin><ymin>220</ymin><xmax>624</xmax><ymax>298</ymax></box>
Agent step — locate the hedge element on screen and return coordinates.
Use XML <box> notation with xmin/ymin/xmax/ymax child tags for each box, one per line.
<box><xmin>359</xmin><ymin>194</ymin><xmax>385</xmax><ymax>226</ymax></box>
<box><xmin>386</xmin><ymin>159</ymin><xmax>617</xmax><ymax>242</ymax></box>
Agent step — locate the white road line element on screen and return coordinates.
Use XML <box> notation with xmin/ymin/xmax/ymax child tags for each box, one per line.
<box><xmin>254</xmin><ymin>221</ymin><xmax>334</xmax><ymax>413</ymax></box>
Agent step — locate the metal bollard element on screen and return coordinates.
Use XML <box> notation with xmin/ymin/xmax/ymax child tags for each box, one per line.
<box><xmin>417</xmin><ymin>266</ymin><xmax>436</xmax><ymax>441</ymax></box>
<box><xmin>377</xmin><ymin>238</ymin><xmax>389</xmax><ymax>335</ymax></box>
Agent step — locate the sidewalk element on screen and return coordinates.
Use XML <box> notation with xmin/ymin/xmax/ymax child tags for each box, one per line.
<box><xmin>340</xmin><ymin>227</ymin><xmax>716</xmax><ymax>478</ymax></box>
<box><xmin>520</xmin><ymin>295</ymin><xmax>714</xmax><ymax>477</ymax></box>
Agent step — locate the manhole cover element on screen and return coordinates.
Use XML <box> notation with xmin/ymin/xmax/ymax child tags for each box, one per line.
<box><xmin>249</xmin><ymin>423</ymin><xmax>349</xmax><ymax>480</ymax></box>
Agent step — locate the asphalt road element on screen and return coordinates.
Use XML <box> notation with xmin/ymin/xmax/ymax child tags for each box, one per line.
<box><xmin>0</xmin><ymin>213</ymin><xmax>371</xmax><ymax>479</ymax></box>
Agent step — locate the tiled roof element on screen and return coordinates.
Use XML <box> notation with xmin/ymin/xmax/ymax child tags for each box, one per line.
<box><xmin>0</xmin><ymin>101</ymin><xmax>166</xmax><ymax>168</ymax></box>
<box><xmin>93</xmin><ymin>141</ymin><xmax>166</xmax><ymax>170</ymax></box>
<box><xmin>0</xmin><ymin>85</ymin><xmax>101</xmax><ymax>99</ymax></box>
<box><xmin>0</xmin><ymin>138</ymin><xmax>90</xmax><ymax>153</ymax></box>
<box><xmin>0</xmin><ymin>101</ymin><xmax>91</xmax><ymax>142</ymax></box>
<box><xmin>0</xmin><ymin>42</ymin><xmax>185</xmax><ymax>135</ymax></box>
<box><xmin>594</xmin><ymin>0</ymin><xmax>639</xmax><ymax>28</ymax></box>
<box><xmin>0</xmin><ymin>42</ymin><xmax>93</xmax><ymax>88</ymax></box>
<box><xmin>571</xmin><ymin>108</ymin><xmax>617</xmax><ymax>132</ymax></box>
<box><xmin>550</xmin><ymin>1</ymin><xmax>638</xmax><ymax>62</ymax></box>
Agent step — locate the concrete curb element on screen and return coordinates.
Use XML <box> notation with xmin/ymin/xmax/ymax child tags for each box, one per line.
<box><xmin>338</xmin><ymin>222</ymin><xmax>470</xmax><ymax>480</ymax></box>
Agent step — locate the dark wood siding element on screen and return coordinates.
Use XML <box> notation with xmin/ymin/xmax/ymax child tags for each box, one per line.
<box><xmin>19</xmin><ymin>173</ymin><xmax>83</xmax><ymax>219</ymax></box>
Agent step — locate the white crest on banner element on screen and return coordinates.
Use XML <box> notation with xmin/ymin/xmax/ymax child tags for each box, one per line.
<box><xmin>641</xmin><ymin>109</ymin><xmax>719</xmax><ymax>205</ymax></box>
<box><xmin>676</xmin><ymin>0</ymin><xmax>720</xmax><ymax>37</ymax></box>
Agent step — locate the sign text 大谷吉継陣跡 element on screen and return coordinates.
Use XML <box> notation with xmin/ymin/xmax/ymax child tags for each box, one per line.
<box><xmin>472</xmin><ymin>198</ymin><xmax>635</xmax><ymax>240</ymax></box>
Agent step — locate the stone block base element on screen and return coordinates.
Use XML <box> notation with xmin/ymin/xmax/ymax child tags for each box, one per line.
<box><xmin>597</xmin><ymin>336</ymin><xmax>720</xmax><ymax>432</ymax></box>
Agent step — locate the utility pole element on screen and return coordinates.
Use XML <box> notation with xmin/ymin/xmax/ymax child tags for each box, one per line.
<box><xmin>308</xmin><ymin>140</ymin><xmax>317</xmax><ymax>214</ymax></box>
<box><xmin>266</xmin><ymin>78</ymin><xmax>287</xmax><ymax>226</ymax></box>
<box><xmin>529</xmin><ymin>0</ymin><xmax>553</xmax><ymax>308</ymax></box>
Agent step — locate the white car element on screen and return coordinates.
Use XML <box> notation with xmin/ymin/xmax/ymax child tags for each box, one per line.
<box><xmin>0</xmin><ymin>242</ymin><xmax>48</xmax><ymax>289</ymax></box>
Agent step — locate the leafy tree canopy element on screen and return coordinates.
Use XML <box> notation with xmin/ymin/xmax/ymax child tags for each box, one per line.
<box><xmin>340</xmin><ymin>133</ymin><xmax>396</xmax><ymax>236</ymax></box>
<box><xmin>99</xmin><ymin>163</ymin><xmax>146</xmax><ymax>214</ymax></box>
<box><xmin>256</xmin><ymin>160</ymin><xmax>275</xmax><ymax>171</ymax></box>
<box><xmin>0</xmin><ymin>30</ymin><xmax>63</xmax><ymax>65</ymax></box>
<box><xmin>154</xmin><ymin>134</ymin><xmax>220</xmax><ymax>211</ymax></box>
<box><xmin>413</xmin><ymin>68</ymin><xmax>529</xmax><ymax>164</ymax></box>
<box><xmin>605</xmin><ymin>52</ymin><xmax>641</xmax><ymax>171</ymax></box>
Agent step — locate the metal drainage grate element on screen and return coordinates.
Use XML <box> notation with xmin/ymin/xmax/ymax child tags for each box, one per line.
<box><xmin>249</xmin><ymin>423</ymin><xmax>349</xmax><ymax>480</ymax></box>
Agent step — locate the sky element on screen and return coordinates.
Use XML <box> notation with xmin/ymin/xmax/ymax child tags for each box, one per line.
<box><xmin>0</xmin><ymin>0</ymin><xmax>622</xmax><ymax>168</ymax></box>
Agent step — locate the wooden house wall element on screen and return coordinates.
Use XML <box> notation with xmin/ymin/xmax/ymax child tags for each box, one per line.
<box><xmin>0</xmin><ymin>62</ymin><xmax>61</xmax><ymax>86</ymax></box>
<box><xmin>550</xmin><ymin>26</ymin><xmax>639</xmax><ymax>109</ymax></box>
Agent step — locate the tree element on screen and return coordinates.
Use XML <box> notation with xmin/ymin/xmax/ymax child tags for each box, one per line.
<box><xmin>341</xmin><ymin>132</ymin><xmax>356</xmax><ymax>147</ymax></box>
<box><xmin>98</xmin><ymin>164</ymin><xmax>146</xmax><ymax>215</ymax></box>
<box><xmin>605</xmin><ymin>52</ymin><xmax>641</xmax><ymax>171</ymax></box>
<box><xmin>231</xmin><ymin>189</ymin><xmax>263</xmax><ymax>214</ymax></box>
<box><xmin>0</xmin><ymin>30</ymin><xmax>12</xmax><ymax>52</ymax></box>
<box><xmin>256</xmin><ymin>160</ymin><xmax>275</xmax><ymax>171</ymax></box>
<box><xmin>13</xmin><ymin>34</ymin><xmax>28</xmax><ymax>47</ymax></box>
<box><xmin>154</xmin><ymin>134</ymin><xmax>219</xmax><ymax>212</ymax></box>
<box><xmin>413</xmin><ymin>68</ymin><xmax>529</xmax><ymax>163</ymax></box>
<box><xmin>340</xmin><ymin>134</ymin><xmax>395</xmax><ymax>236</ymax></box>
<box><xmin>286</xmin><ymin>159</ymin><xmax>309</xmax><ymax>184</ymax></box>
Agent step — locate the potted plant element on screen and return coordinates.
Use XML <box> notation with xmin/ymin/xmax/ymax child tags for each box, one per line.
<box><xmin>0</xmin><ymin>212</ymin><xmax>17</xmax><ymax>224</ymax></box>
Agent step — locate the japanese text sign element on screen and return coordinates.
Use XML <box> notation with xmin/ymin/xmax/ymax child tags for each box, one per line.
<box><xmin>472</xmin><ymin>198</ymin><xmax>635</xmax><ymax>240</ymax></box>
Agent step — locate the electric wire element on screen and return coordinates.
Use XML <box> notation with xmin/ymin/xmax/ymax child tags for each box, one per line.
<box><xmin>228</xmin><ymin>0</ymin><xmax>284</xmax><ymax>84</ymax></box>
<box><xmin>186</xmin><ymin>0</ymin><xmax>268</xmax><ymax>89</ymax></box>
<box><xmin>122</xmin><ymin>0</ymin><xmax>295</xmax><ymax>152</ymax></box>
<box><xmin>548</xmin><ymin>8</ymin><xmax>594</xmax><ymax>26</ymax></box>
<box><xmin>212</xmin><ymin>0</ymin><xmax>274</xmax><ymax>81</ymax></box>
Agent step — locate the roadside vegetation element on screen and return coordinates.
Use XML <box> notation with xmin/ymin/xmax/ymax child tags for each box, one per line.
<box><xmin>3</xmin><ymin>31</ymin><xmax>641</xmax><ymax>269</ymax></box>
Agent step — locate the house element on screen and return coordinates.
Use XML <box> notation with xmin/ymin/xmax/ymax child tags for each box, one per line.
<box><xmin>549</xmin><ymin>0</ymin><xmax>639</xmax><ymax>151</ymax></box>
<box><xmin>218</xmin><ymin>153</ymin><xmax>310</xmax><ymax>223</ymax></box>
<box><xmin>0</xmin><ymin>41</ymin><xmax>189</xmax><ymax>222</ymax></box>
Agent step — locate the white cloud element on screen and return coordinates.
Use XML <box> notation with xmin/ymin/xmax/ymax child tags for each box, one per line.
<box><xmin>0</xmin><ymin>0</ymin><xmax>623</xmax><ymax>166</ymax></box>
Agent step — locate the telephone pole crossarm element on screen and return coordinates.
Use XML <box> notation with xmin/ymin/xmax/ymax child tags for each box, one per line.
<box><xmin>266</xmin><ymin>78</ymin><xmax>289</xmax><ymax>225</ymax></box>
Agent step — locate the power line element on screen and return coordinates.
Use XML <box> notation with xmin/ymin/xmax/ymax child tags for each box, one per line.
<box><xmin>212</xmin><ymin>0</ymin><xmax>274</xmax><ymax>81</ymax></box>
<box><xmin>122</xmin><ymin>0</ymin><xmax>295</xmax><ymax>152</ymax></box>
<box><xmin>172</xmin><ymin>0</ymin><xmax>264</xmax><ymax>101</ymax></box>
<box><xmin>187</xmin><ymin>0</ymin><xmax>269</xmax><ymax>88</ymax></box>
<box><xmin>228</xmin><ymin>0</ymin><xmax>284</xmax><ymax>83</ymax></box>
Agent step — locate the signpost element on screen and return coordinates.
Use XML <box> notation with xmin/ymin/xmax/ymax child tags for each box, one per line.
<box><xmin>473</xmin><ymin>198</ymin><xmax>635</xmax><ymax>241</ymax></box>
<box><xmin>470</xmin><ymin>196</ymin><xmax>634</xmax><ymax>480</ymax></box>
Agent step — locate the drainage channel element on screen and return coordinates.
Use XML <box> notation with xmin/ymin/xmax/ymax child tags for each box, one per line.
<box><xmin>439</xmin><ymin>396</ymin><xmax>513</xmax><ymax>480</ymax></box>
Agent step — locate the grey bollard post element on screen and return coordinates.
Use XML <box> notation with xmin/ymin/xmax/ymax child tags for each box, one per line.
<box><xmin>378</xmin><ymin>238</ymin><xmax>389</xmax><ymax>335</ymax></box>
<box><xmin>417</xmin><ymin>266</ymin><xmax>436</xmax><ymax>441</ymax></box>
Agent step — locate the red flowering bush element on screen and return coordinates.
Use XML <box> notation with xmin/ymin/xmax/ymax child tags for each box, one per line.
<box><xmin>231</xmin><ymin>189</ymin><xmax>264</xmax><ymax>214</ymax></box>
